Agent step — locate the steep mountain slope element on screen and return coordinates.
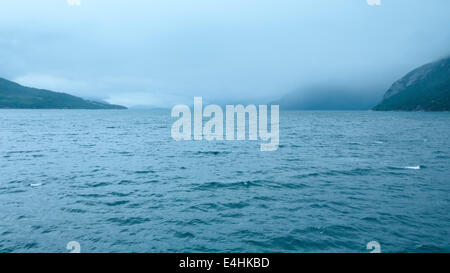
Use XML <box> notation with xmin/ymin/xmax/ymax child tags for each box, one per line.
<box><xmin>373</xmin><ymin>57</ymin><xmax>450</xmax><ymax>111</ymax></box>
<box><xmin>0</xmin><ymin>77</ymin><xmax>126</xmax><ymax>109</ymax></box>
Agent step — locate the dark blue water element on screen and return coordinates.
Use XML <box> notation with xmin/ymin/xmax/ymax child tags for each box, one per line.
<box><xmin>0</xmin><ymin>110</ymin><xmax>449</xmax><ymax>253</ymax></box>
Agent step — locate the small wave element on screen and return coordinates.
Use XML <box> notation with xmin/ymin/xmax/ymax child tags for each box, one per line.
<box><xmin>61</xmin><ymin>208</ymin><xmax>87</xmax><ymax>214</ymax></box>
<box><xmin>109</xmin><ymin>191</ymin><xmax>134</xmax><ymax>197</ymax></box>
<box><xmin>292</xmin><ymin>168</ymin><xmax>373</xmax><ymax>179</ymax></box>
<box><xmin>221</xmin><ymin>201</ymin><xmax>250</xmax><ymax>209</ymax></box>
<box><xmin>116</xmin><ymin>151</ymin><xmax>132</xmax><ymax>156</ymax></box>
<box><xmin>135</xmin><ymin>170</ymin><xmax>155</xmax><ymax>174</ymax></box>
<box><xmin>29</xmin><ymin>183</ymin><xmax>42</xmax><ymax>187</ymax></box>
<box><xmin>187</xmin><ymin>203</ymin><xmax>220</xmax><ymax>212</ymax></box>
<box><xmin>7</xmin><ymin>150</ymin><xmax>42</xmax><ymax>155</ymax></box>
<box><xmin>410</xmin><ymin>244</ymin><xmax>449</xmax><ymax>253</ymax></box>
<box><xmin>404</xmin><ymin>165</ymin><xmax>422</xmax><ymax>170</ymax></box>
<box><xmin>118</xmin><ymin>180</ymin><xmax>134</xmax><ymax>185</ymax></box>
<box><xmin>174</xmin><ymin>231</ymin><xmax>196</xmax><ymax>239</ymax></box>
<box><xmin>87</xmin><ymin>182</ymin><xmax>112</xmax><ymax>188</ymax></box>
<box><xmin>193</xmin><ymin>181</ymin><xmax>262</xmax><ymax>191</ymax></box>
<box><xmin>194</xmin><ymin>151</ymin><xmax>231</xmax><ymax>156</ymax></box>
<box><xmin>107</xmin><ymin>217</ymin><xmax>150</xmax><ymax>226</ymax></box>
<box><xmin>387</xmin><ymin>165</ymin><xmax>425</xmax><ymax>171</ymax></box>
<box><xmin>105</xmin><ymin>200</ymin><xmax>130</xmax><ymax>207</ymax></box>
<box><xmin>79</xmin><ymin>193</ymin><xmax>107</xmax><ymax>198</ymax></box>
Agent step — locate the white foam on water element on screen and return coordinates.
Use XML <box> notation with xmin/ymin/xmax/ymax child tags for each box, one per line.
<box><xmin>29</xmin><ymin>183</ymin><xmax>42</xmax><ymax>187</ymax></box>
<box><xmin>404</xmin><ymin>166</ymin><xmax>421</xmax><ymax>170</ymax></box>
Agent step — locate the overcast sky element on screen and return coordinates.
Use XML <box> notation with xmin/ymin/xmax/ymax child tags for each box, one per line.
<box><xmin>0</xmin><ymin>0</ymin><xmax>449</xmax><ymax>107</ymax></box>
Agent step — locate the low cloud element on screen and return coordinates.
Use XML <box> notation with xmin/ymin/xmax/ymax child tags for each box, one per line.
<box><xmin>14</xmin><ymin>74</ymin><xmax>90</xmax><ymax>96</ymax></box>
<box><xmin>1</xmin><ymin>0</ymin><xmax>450</xmax><ymax>108</ymax></box>
<box><xmin>106</xmin><ymin>92</ymin><xmax>191</xmax><ymax>108</ymax></box>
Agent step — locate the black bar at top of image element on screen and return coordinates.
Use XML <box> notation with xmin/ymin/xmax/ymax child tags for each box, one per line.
<box><xmin>0</xmin><ymin>253</ymin><xmax>447</xmax><ymax>272</ymax></box>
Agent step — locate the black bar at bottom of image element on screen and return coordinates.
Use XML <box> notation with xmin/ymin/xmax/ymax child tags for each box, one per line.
<box><xmin>0</xmin><ymin>253</ymin><xmax>446</xmax><ymax>272</ymax></box>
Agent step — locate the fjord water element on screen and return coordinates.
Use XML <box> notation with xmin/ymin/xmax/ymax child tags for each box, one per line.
<box><xmin>0</xmin><ymin>110</ymin><xmax>449</xmax><ymax>253</ymax></box>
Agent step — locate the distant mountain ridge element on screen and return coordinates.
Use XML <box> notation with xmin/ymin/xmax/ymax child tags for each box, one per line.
<box><xmin>0</xmin><ymin>77</ymin><xmax>126</xmax><ymax>109</ymax></box>
<box><xmin>273</xmin><ymin>85</ymin><xmax>382</xmax><ymax>110</ymax></box>
<box><xmin>373</xmin><ymin>57</ymin><xmax>450</xmax><ymax>111</ymax></box>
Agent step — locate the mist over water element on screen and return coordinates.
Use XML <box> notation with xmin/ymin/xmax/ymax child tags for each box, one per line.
<box><xmin>1</xmin><ymin>110</ymin><xmax>449</xmax><ymax>252</ymax></box>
